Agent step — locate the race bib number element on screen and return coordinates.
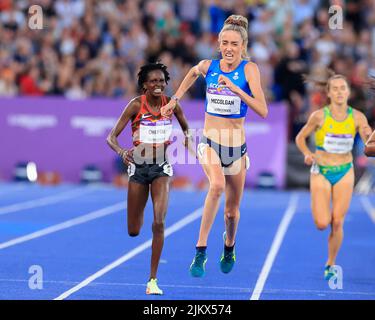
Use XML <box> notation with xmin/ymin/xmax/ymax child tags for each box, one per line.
<box><xmin>206</xmin><ymin>92</ymin><xmax>241</xmax><ymax>115</ymax></box>
<box><xmin>139</xmin><ymin>122</ymin><xmax>172</xmax><ymax>144</ymax></box>
<box><xmin>323</xmin><ymin>134</ymin><xmax>354</xmax><ymax>154</ymax></box>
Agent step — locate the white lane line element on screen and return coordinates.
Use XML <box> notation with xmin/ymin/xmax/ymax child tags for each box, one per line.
<box><xmin>0</xmin><ymin>202</ymin><xmax>125</xmax><ymax>250</ymax></box>
<box><xmin>360</xmin><ymin>196</ymin><xmax>375</xmax><ymax>224</ymax></box>
<box><xmin>54</xmin><ymin>206</ymin><xmax>204</xmax><ymax>300</ymax></box>
<box><xmin>0</xmin><ymin>188</ymin><xmax>94</xmax><ymax>216</ymax></box>
<box><xmin>1</xmin><ymin>278</ymin><xmax>374</xmax><ymax>297</ymax></box>
<box><xmin>250</xmin><ymin>193</ymin><xmax>299</xmax><ymax>301</ymax></box>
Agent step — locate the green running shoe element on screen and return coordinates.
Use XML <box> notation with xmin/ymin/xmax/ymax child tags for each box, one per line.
<box><xmin>146</xmin><ymin>278</ymin><xmax>163</xmax><ymax>295</ymax></box>
<box><xmin>220</xmin><ymin>232</ymin><xmax>236</xmax><ymax>274</ymax></box>
<box><xmin>190</xmin><ymin>250</ymin><xmax>207</xmax><ymax>277</ymax></box>
<box><xmin>324</xmin><ymin>265</ymin><xmax>335</xmax><ymax>281</ymax></box>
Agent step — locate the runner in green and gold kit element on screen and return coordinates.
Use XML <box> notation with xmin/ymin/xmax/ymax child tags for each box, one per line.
<box><xmin>296</xmin><ymin>75</ymin><xmax>373</xmax><ymax>280</ymax></box>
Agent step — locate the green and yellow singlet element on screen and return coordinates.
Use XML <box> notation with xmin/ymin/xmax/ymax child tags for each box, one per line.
<box><xmin>315</xmin><ymin>106</ymin><xmax>356</xmax><ymax>154</ymax></box>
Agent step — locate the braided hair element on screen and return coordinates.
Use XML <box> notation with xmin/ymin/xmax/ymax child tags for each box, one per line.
<box><xmin>137</xmin><ymin>62</ymin><xmax>170</xmax><ymax>93</ymax></box>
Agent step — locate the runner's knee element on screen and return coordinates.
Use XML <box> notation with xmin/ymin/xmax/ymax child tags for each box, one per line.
<box><xmin>152</xmin><ymin>221</ymin><xmax>165</xmax><ymax>234</ymax></box>
<box><xmin>331</xmin><ymin>215</ymin><xmax>344</xmax><ymax>231</ymax></box>
<box><xmin>224</xmin><ymin>206</ymin><xmax>240</xmax><ymax>220</ymax></box>
<box><xmin>314</xmin><ymin>217</ymin><xmax>331</xmax><ymax>231</ymax></box>
<box><xmin>209</xmin><ymin>180</ymin><xmax>225</xmax><ymax>198</ymax></box>
<box><xmin>128</xmin><ymin>228</ymin><xmax>140</xmax><ymax>237</ymax></box>
<box><xmin>128</xmin><ymin>219</ymin><xmax>142</xmax><ymax>237</ymax></box>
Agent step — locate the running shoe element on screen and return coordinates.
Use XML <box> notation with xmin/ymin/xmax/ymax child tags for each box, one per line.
<box><xmin>220</xmin><ymin>232</ymin><xmax>236</xmax><ymax>274</ymax></box>
<box><xmin>324</xmin><ymin>265</ymin><xmax>335</xmax><ymax>281</ymax></box>
<box><xmin>190</xmin><ymin>250</ymin><xmax>207</xmax><ymax>277</ymax></box>
<box><xmin>146</xmin><ymin>278</ymin><xmax>163</xmax><ymax>295</ymax></box>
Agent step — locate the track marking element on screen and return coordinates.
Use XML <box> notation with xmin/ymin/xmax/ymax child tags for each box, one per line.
<box><xmin>0</xmin><ymin>187</ymin><xmax>95</xmax><ymax>216</ymax></box>
<box><xmin>360</xmin><ymin>196</ymin><xmax>375</xmax><ymax>224</ymax></box>
<box><xmin>0</xmin><ymin>202</ymin><xmax>125</xmax><ymax>250</ymax></box>
<box><xmin>54</xmin><ymin>206</ymin><xmax>204</xmax><ymax>300</ymax></box>
<box><xmin>0</xmin><ymin>278</ymin><xmax>374</xmax><ymax>297</ymax></box>
<box><xmin>250</xmin><ymin>193</ymin><xmax>299</xmax><ymax>300</ymax></box>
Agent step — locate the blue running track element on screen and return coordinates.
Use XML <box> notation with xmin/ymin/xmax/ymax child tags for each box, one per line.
<box><xmin>0</xmin><ymin>183</ymin><xmax>374</xmax><ymax>300</ymax></box>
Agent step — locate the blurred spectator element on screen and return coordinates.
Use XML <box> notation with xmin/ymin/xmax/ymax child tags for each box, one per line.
<box><xmin>19</xmin><ymin>66</ymin><xmax>45</xmax><ymax>96</ymax></box>
<box><xmin>274</xmin><ymin>41</ymin><xmax>307</xmax><ymax>139</ymax></box>
<box><xmin>266</xmin><ymin>0</ymin><xmax>293</xmax><ymax>35</ymax></box>
<box><xmin>0</xmin><ymin>67</ymin><xmax>17</xmax><ymax>96</ymax></box>
<box><xmin>0</xmin><ymin>0</ymin><xmax>373</xmax><ymax>146</ymax></box>
<box><xmin>249</xmin><ymin>8</ymin><xmax>273</xmax><ymax>37</ymax></box>
<box><xmin>177</xmin><ymin>0</ymin><xmax>201</xmax><ymax>35</ymax></box>
<box><xmin>209</xmin><ymin>0</ymin><xmax>230</xmax><ymax>35</ymax></box>
<box><xmin>54</xmin><ymin>0</ymin><xmax>85</xmax><ymax>29</ymax></box>
<box><xmin>250</xmin><ymin>33</ymin><xmax>277</xmax><ymax>99</ymax></box>
<box><xmin>275</xmin><ymin>42</ymin><xmax>307</xmax><ymax>101</ymax></box>
<box><xmin>296</xmin><ymin>18</ymin><xmax>320</xmax><ymax>64</ymax></box>
<box><xmin>65</xmin><ymin>77</ymin><xmax>86</xmax><ymax>100</ymax></box>
<box><xmin>314</xmin><ymin>31</ymin><xmax>336</xmax><ymax>66</ymax></box>
<box><xmin>292</xmin><ymin>0</ymin><xmax>319</xmax><ymax>26</ymax></box>
<box><xmin>195</xmin><ymin>32</ymin><xmax>216</xmax><ymax>60</ymax></box>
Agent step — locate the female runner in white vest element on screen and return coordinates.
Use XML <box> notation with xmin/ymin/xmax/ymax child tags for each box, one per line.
<box><xmin>161</xmin><ymin>15</ymin><xmax>268</xmax><ymax>277</ymax></box>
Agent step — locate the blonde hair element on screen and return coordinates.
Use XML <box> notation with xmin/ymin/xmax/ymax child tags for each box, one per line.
<box><xmin>218</xmin><ymin>15</ymin><xmax>249</xmax><ymax>60</ymax></box>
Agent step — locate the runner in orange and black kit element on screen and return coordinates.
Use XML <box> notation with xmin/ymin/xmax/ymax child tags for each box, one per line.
<box><xmin>107</xmin><ymin>62</ymin><xmax>191</xmax><ymax>295</ymax></box>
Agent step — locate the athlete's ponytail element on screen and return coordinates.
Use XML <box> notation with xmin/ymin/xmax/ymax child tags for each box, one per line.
<box><xmin>303</xmin><ymin>69</ymin><xmax>348</xmax><ymax>92</ymax></box>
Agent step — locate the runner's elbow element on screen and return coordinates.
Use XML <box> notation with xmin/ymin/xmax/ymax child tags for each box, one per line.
<box><xmin>191</xmin><ymin>65</ymin><xmax>201</xmax><ymax>78</ymax></box>
<box><xmin>106</xmin><ymin>135</ymin><xmax>111</xmax><ymax>145</ymax></box>
<box><xmin>295</xmin><ymin>133</ymin><xmax>302</xmax><ymax>146</ymax></box>
<box><xmin>258</xmin><ymin>105</ymin><xmax>268</xmax><ymax>118</ymax></box>
<box><xmin>261</xmin><ymin>107</ymin><xmax>268</xmax><ymax>118</ymax></box>
<box><xmin>106</xmin><ymin>134</ymin><xmax>115</xmax><ymax>147</ymax></box>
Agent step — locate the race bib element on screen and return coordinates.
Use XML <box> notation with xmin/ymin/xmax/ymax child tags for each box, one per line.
<box><xmin>323</xmin><ymin>134</ymin><xmax>354</xmax><ymax>154</ymax></box>
<box><xmin>206</xmin><ymin>88</ymin><xmax>241</xmax><ymax>115</ymax></box>
<box><xmin>139</xmin><ymin>120</ymin><xmax>172</xmax><ymax>144</ymax></box>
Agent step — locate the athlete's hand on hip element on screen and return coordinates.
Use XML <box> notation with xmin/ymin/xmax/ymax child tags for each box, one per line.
<box><xmin>161</xmin><ymin>100</ymin><xmax>176</xmax><ymax>117</ymax></box>
<box><xmin>119</xmin><ymin>148</ymin><xmax>134</xmax><ymax>166</ymax></box>
<box><xmin>218</xmin><ymin>75</ymin><xmax>238</xmax><ymax>93</ymax></box>
<box><xmin>304</xmin><ymin>153</ymin><xmax>315</xmax><ymax>166</ymax></box>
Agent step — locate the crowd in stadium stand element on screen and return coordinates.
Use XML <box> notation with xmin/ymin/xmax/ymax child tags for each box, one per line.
<box><xmin>0</xmin><ymin>0</ymin><xmax>374</xmax><ymax>140</ymax></box>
